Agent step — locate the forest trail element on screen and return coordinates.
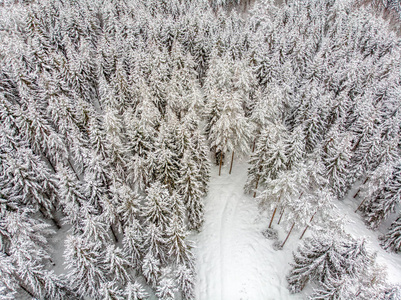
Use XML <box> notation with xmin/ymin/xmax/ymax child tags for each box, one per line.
<box><xmin>194</xmin><ymin>160</ymin><xmax>300</xmax><ymax>300</ymax></box>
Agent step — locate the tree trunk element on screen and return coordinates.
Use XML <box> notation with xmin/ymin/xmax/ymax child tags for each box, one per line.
<box><xmin>19</xmin><ymin>284</ymin><xmax>35</xmax><ymax>298</ymax></box>
<box><xmin>39</xmin><ymin>208</ymin><xmax>61</xmax><ymax>230</ymax></box>
<box><xmin>43</xmin><ymin>153</ymin><xmax>56</xmax><ymax>173</ymax></box>
<box><xmin>68</xmin><ymin>159</ymin><xmax>80</xmax><ymax>181</ymax></box>
<box><xmin>355</xmin><ymin>197</ymin><xmax>368</xmax><ymax>213</ymax></box>
<box><xmin>49</xmin><ymin>216</ymin><xmax>61</xmax><ymax>230</ymax></box>
<box><xmin>353</xmin><ymin>177</ymin><xmax>370</xmax><ymax>199</ymax></box>
<box><xmin>277</xmin><ymin>207</ymin><xmax>285</xmax><ymax>225</ymax></box>
<box><xmin>281</xmin><ymin>222</ymin><xmax>295</xmax><ymax>248</ymax></box>
<box><xmin>252</xmin><ymin>138</ymin><xmax>256</xmax><ymax>153</ymax></box>
<box><xmin>352</xmin><ymin>136</ymin><xmax>362</xmax><ymax>152</ymax></box>
<box><xmin>219</xmin><ymin>153</ymin><xmax>223</xmax><ymax>176</ymax></box>
<box><xmin>229</xmin><ymin>151</ymin><xmax>234</xmax><ymax>174</ymax></box>
<box><xmin>268</xmin><ymin>207</ymin><xmax>278</xmax><ymax>228</ymax></box>
<box><xmin>300</xmin><ymin>211</ymin><xmax>317</xmax><ymax>240</ymax></box>
<box><xmin>253</xmin><ymin>176</ymin><xmax>259</xmax><ymax>198</ymax></box>
<box><xmin>110</xmin><ymin>225</ymin><xmax>118</xmax><ymax>243</ymax></box>
<box><xmin>14</xmin><ymin>273</ymin><xmax>36</xmax><ymax>298</ymax></box>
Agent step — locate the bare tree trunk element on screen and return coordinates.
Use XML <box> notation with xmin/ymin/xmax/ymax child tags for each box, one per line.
<box><xmin>68</xmin><ymin>159</ymin><xmax>80</xmax><ymax>181</ymax></box>
<box><xmin>353</xmin><ymin>176</ymin><xmax>370</xmax><ymax>198</ymax></box>
<box><xmin>300</xmin><ymin>211</ymin><xmax>317</xmax><ymax>240</ymax></box>
<box><xmin>20</xmin><ymin>284</ymin><xmax>35</xmax><ymax>298</ymax></box>
<box><xmin>253</xmin><ymin>176</ymin><xmax>259</xmax><ymax>198</ymax></box>
<box><xmin>269</xmin><ymin>207</ymin><xmax>278</xmax><ymax>228</ymax></box>
<box><xmin>252</xmin><ymin>138</ymin><xmax>256</xmax><ymax>153</ymax></box>
<box><xmin>14</xmin><ymin>273</ymin><xmax>36</xmax><ymax>298</ymax></box>
<box><xmin>281</xmin><ymin>222</ymin><xmax>295</xmax><ymax>248</ymax></box>
<box><xmin>110</xmin><ymin>225</ymin><xmax>118</xmax><ymax>243</ymax></box>
<box><xmin>42</xmin><ymin>153</ymin><xmax>56</xmax><ymax>173</ymax></box>
<box><xmin>229</xmin><ymin>151</ymin><xmax>234</xmax><ymax>174</ymax></box>
<box><xmin>39</xmin><ymin>208</ymin><xmax>61</xmax><ymax>230</ymax></box>
<box><xmin>277</xmin><ymin>207</ymin><xmax>285</xmax><ymax>225</ymax></box>
<box><xmin>355</xmin><ymin>197</ymin><xmax>368</xmax><ymax>213</ymax></box>
<box><xmin>219</xmin><ymin>153</ymin><xmax>223</xmax><ymax>176</ymax></box>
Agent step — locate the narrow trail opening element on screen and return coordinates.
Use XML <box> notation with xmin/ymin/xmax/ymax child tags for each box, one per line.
<box><xmin>195</xmin><ymin>162</ymin><xmax>300</xmax><ymax>300</ymax></box>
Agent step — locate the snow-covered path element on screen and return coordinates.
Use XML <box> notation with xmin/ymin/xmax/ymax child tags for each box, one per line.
<box><xmin>195</xmin><ymin>161</ymin><xmax>300</xmax><ymax>300</ymax></box>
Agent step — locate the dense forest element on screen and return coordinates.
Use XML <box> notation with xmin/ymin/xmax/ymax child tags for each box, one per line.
<box><xmin>1</xmin><ymin>0</ymin><xmax>401</xmax><ymax>299</ymax></box>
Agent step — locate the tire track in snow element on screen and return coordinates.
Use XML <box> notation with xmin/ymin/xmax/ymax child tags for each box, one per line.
<box><xmin>219</xmin><ymin>191</ymin><xmax>240</xmax><ymax>300</ymax></box>
<box><xmin>219</xmin><ymin>196</ymin><xmax>229</xmax><ymax>300</ymax></box>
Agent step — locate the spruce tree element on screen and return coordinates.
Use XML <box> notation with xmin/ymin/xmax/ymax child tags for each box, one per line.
<box><xmin>245</xmin><ymin>124</ymin><xmax>288</xmax><ymax>196</ymax></box>
<box><xmin>380</xmin><ymin>215</ymin><xmax>401</xmax><ymax>253</ymax></box>
<box><xmin>64</xmin><ymin>235</ymin><xmax>106</xmax><ymax>299</ymax></box>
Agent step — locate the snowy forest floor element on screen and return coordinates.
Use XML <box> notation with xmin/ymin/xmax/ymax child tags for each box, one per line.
<box><xmin>194</xmin><ymin>159</ymin><xmax>401</xmax><ymax>300</ymax></box>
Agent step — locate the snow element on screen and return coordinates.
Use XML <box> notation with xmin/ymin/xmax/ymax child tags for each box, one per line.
<box><xmin>49</xmin><ymin>223</ymin><xmax>70</xmax><ymax>276</ymax></box>
<box><xmin>194</xmin><ymin>159</ymin><xmax>302</xmax><ymax>300</ymax></box>
<box><xmin>194</xmin><ymin>159</ymin><xmax>401</xmax><ymax>300</ymax></box>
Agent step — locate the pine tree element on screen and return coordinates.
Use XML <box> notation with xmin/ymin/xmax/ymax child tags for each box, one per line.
<box><xmin>286</xmin><ymin>125</ymin><xmax>306</xmax><ymax>169</ymax></box>
<box><xmin>245</xmin><ymin>124</ymin><xmax>288</xmax><ymax>196</ymax></box>
<box><xmin>124</xmin><ymin>108</ymin><xmax>157</xmax><ymax>159</ymax></box>
<box><xmin>122</xmin><ymin>221</ymin><xmax>144</xmax><ymax>267</ymax></box>
<box><xmin>15</xmin><ymin>98</ymin><xmax>68</xmax><ymax>167</ymax></box>
<box><xmin>153</xmin><ymin>123</ymin><xmax>181</xmax><ymax>192</ymax></box>
<box><xmin>258</xmin><ymin>169</ymin><xmax>299</xmax><ymax>229</ymax></box>
<box><xmin>175</xmin><ymin>264</ymin><xmax>195</xmax><ymax>300</ymax></box>
<box><xmin>99</xmin><ymin>281</ymin><xmax>124</xmax><ymax>300</ymax></box>
<box><xmin>80</xmin><ymin>204</ymin><xmax>111</xmax><ymax>244</ymax></box>
<box><xmin>103</xmin><ymin>107</ymin><xmax>128</xmax><ymax>179</ymax></box>
<box><xmin>64</xmin><ymin>235</ymin><xmax>106</xmax><ymax>299</ymax></box>
<box><xmin>204</xmin><ymin>52</ymin><xmax>251</xmax><ymax>173</ymax></box>
<box><xmin>287</xmin><ymin>233</ymin><xmax>373</xmax><ymax>295</ymax></box>
<box><xmin>323</xmin><ymin>130</ymin><xmax>352</xmax><ymax>199</ymax></box>
<box><xmin>142</xmin><ymin>182</ymin><xmax>171</xmax><ymax>229</ymax></box>
<box><xmin>103</xmin><ymin>245</ymin><xmax>132</xmax><ymax>284</ymax></box>
<box><xmin>142</xmin><ymin>222</ymin><xmax>167</xmax><ymax>265</ymax></box>
<box><xmin>115</xmin><ymin>182</ymin><xmax>141</xmax><ymax>228</ymax></box>
<box><xmin>363</xmin><ymin>165</ymin><xmax>401</xmax><ymax>229</ymax></box>
<box><xmin>380</xmin><ymin>215</ymin><xmax>401</xmax><ymax>252</ymax></box>
<box><xmin>142</xmin><ymin>251</ymin><xmax>161</xmax><ymax>288</ymax></box>
<box><xmin>166</xmin><ymin>216</ymin><xmax>194</xmax><ymax>268</ymax></box>
<box><xmin>156</xmin><ymin>272</ymin><xmax>177</xmax><ymax>300</ymax></box>
<box><xmin>56</xmin><ymin>166</ymin><xmax>86</xmax><ymax>231</ymax></box>
<box><xmin>0</xmin><ymin>206</ymin><xmax>75</xmax><ymax>299</ymax></box>
<box><xmin>124</xmin><ymin>281</ymin><xmax>148</xmax><ymax>300</ymax></box>
<box><xmin>207</xmin><ymin>91</ymin><xmax>251</xmax><ymax>174</ymax></box>
<box><xmin>0</xmin><ymin>253</ymin><xmax>17</xmax><ymax>299</ymax></box>
<box><xmin>189</xmin><ymin>128</ymin><xmax>210</xmax><ymax>196</ymax></box>
<box><xmin>177</xmin><ymin>151</ymin><xmax>205</xmax><ymax>231</ymax></box>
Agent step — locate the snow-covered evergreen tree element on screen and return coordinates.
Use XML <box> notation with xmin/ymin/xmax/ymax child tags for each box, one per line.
<box><xmin>175</xmin><ymin>264</ymin><xmax>195</xmax><ymax>300</ymax></box>
<box><xmin>380</xmin><ymin>215</ymin><xmax>401</xmax><ymax>252</ymax></box>
<box><xmin>142</xmin><ymin>182</ymin><xmax>171</xmax><ymax>229</ymax></box>
<box><xmin>177</xmin><ymin>151</ymin><xmax>205</xmax><ymax>231</ymax></box>
<box><xmin>64</xmin><ymin>235</ymin><xmax>106</xmax><ymax>299</ymax></box>
<box><xmin>124</xmin><ymin>281</ymin><xmax>148</xmax><ymax>300</ymax></box>
<box><xmin>245</xmin><ymin>124</ymin><xmax>288</xmax><ymax>196</ymax></box>
<box><xmin>103</xmin><ymin>244</ymin><xmax>132</xmax><ymax>284</ymax></box>
<box><xmin>287</xmin><ymin>232</ymin><xmax>375</xmax><ymax>296</ymax></box>
<box><xmin>142</xmin><ymin>251</ymin><xmax>161</xmax><ymax>288</ymax></box>
<box><xmin>156</xmin><ymin>274</ymin><xmax>176</xmax><ymax>300</ymax></box>
<box><xmin>363</xmin><ymin>165</ymin><xmax>401</xmax><ymax>229</ymax></box>
<box><xmin>322</xmin><ymin>128</ymin><xmax>353</xmax><ymax>199</ymax></box>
